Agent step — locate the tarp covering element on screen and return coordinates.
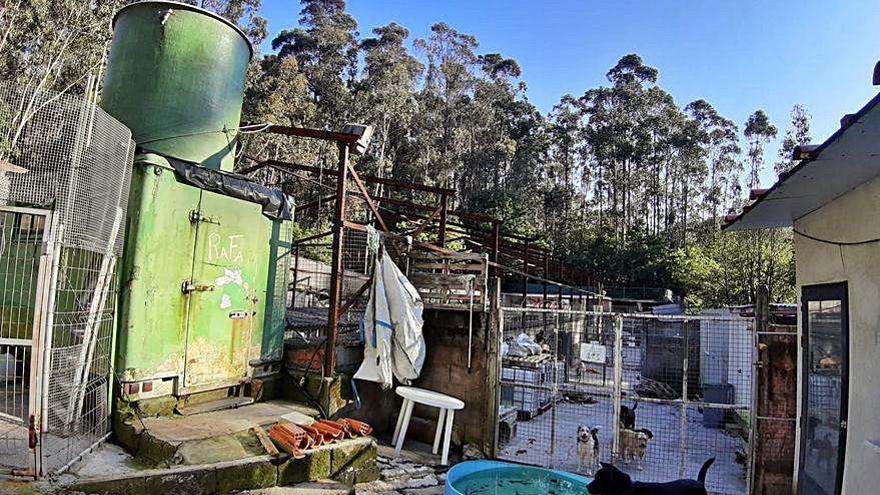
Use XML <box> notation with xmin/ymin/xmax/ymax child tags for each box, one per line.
<box><xmin>164</xmin><ymin>155</ymin><xmax>293</xmax><ymax>221</ymax></box>
<box><xmin>355</xmin><ymin>232</ymin><xmax>425</xmax><ymax>389</ymax></box>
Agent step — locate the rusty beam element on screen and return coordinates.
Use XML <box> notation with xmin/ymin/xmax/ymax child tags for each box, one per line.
<box><xmin>265</xmin><ymin>124</ymin><xmax>360</xmax><ymax>143</ymax></box>
<box><xmin>325</xmin><ymin>143</ymin><xmax>349</xmax><ymax>376</ymax></box>
<box><xmin>343</xmin><ymin>220</ymin><xmax>455</xmax><ymax>256</ymax></box>
<box><xmin>407</xmin><ymin>206</ymin><xmax>442</xmax><ymax>240</ymax></box>
<box><xmin>265</xmin><ymin>159</ymin><xmax>456</xmax><ymax>195</ymax></box>
<box><xmin>346</xmin><ymin>162</ymin><xmax>389</xmax><ymax>232</ymax></box>
<box><xmin>338</xmin><ymin>278</ymin><xmax>372</xmax><ymax>318</ymax></box>
<box><xmin>291</xmin><ymin>245</ymin><xmax>300</xmax><ymax>311</ymax></box>
<box><xmin>348</xmin><ymin>191</ymin><xmax>497</xmax><ymax>224</ymax></box>
<box><xmin>295</xmin><ymin>194</ymin><xmax>337</xmax><ymax>212</ymax></box>
<box><xmin>293</xmin><ymin>230</ymin><xmax>333</xmax><ymax>245</ymax></box>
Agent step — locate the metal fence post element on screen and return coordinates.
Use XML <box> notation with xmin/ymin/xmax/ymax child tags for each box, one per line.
<box><xmin>680</xmin><ymin>321</ymin><xmax>690</xmax><ymax>479</ymax></box>
<box><xmin>490</xmin><ymin>279</ymin><xmax>503</xmax><ymax>459</ymax></box>
<box><xmin>549</xmin><ymin>309</ymin><xmax>560</xmax><ymax>469</ymax></box>
<box><xmin>612</xmin><ymin>314</ymin><xmax>623</xmax><ymax>459</ymax></box>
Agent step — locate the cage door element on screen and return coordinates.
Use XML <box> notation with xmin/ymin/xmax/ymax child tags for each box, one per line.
<box><xmin>0</xmin><ymin>207</ymin><xmax>52</xmax><ymax>468</ymax></box>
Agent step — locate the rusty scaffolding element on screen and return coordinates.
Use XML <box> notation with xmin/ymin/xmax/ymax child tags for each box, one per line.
<box><xmin>241</xmin><ymin>124</ymin><xmax>602</xmax><ymax>377</ymax></box>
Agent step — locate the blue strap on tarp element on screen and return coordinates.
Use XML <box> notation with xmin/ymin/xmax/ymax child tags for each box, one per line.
<box><xmin>350</xmin><ymin>379</ymin><xmax>362</xmax><ymax>410</ymax></box>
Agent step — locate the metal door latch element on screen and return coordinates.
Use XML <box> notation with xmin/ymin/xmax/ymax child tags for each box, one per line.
<box><xmin>189</xmin><ymin>210</ymin><xmax>220</xmax><ymax>225</ymax></box>
<box><xmin>181</xmin><ymin>281</ymin><xmax>214</xmax><ymax>294</ymax></box>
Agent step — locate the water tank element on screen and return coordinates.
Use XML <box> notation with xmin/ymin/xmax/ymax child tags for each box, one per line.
<box><xmin>101</xmin><ymin>1</ymin><xmax>252</xmax><ymax>171</ymax></box>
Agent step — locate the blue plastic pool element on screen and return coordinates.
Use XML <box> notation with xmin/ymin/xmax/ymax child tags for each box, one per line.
<box><xmin>445</xmin><ymin>460</ymin><xmax>591</xmax><ymax>495</ymax></box>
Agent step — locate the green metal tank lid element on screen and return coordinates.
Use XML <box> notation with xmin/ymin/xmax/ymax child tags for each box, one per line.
<box><xmin>112</xmin><ymin>1</ymin><xmax>253</xmax><ymax>60</ymax></box>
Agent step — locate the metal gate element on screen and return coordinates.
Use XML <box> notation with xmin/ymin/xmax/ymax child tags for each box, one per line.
<box><xmin>495</xmin><ymin>306</ymin><xmax>755</xmax><ymax>495</ymax></box>
<box><xmin>0</xmin><ymin>81</ymin><xmax>133</xmax><ymax>475</ymax></box>
<box><xmin>0</xmin><ymin>207</ymin><xmax>53</xmax><ymax>471</ymax></box>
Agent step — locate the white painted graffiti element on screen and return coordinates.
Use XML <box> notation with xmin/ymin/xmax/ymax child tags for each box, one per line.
<box><xmin>208</xmin><ymin>233</ymin><xmax>245</xmax><ymax>263</ymax></box>
<box><xmin>220</xmin><ymin>294</ymin><xmax>232</xmax><ymax>309</ymax></box>
<box><xmin>215</xmin><ymin>267</ymin><xmax>243</xmax><ymax>287</ymax></box>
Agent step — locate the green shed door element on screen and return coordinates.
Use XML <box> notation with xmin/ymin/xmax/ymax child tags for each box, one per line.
<box><xmin>182</xmin><ymin>191</ymin><xmax>271</xmax><ymax>390</ymax></box>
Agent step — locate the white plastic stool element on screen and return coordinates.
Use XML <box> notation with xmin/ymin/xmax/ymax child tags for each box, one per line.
<box><xmin>392</xmin><ymin>386</ymin><xmax>465</xmax><ymax>465</ymax></box>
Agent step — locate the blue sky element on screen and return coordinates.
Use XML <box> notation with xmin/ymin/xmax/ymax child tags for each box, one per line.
<box><xmin>259</xmin><ymin>0</ymin><xmax>880</xmax><ymax>187</ymax></box>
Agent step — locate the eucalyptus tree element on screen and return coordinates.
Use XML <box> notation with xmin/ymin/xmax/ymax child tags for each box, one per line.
<box><xmin>411</xmin><ymin>23</ymin><xmax>479</xmax><ymax>189</ymax></box>
<box><xmin>685</xmin><ymin>99</ymin><xmax>740</xmax><ymax>224</ymax></box>
<box><xmin>580</xmin><ymin>54</ymin><xmax>659</xmax><ymax>243</ymax></box>
<box><xmin>459</xmin><ymin>53</ymin><xmax>523</xmax><ymax>197</ymax></box>
<box><xmin>774</xmin><ymin>104</ymin><xmax>811</xmax><ymax>175</ymax></box>
<box><xmin>185</xmin><ymin>0</ymin><xmax>268</xmax><ymax>44</ymax></box>
<box><xmin>356</xmin><ymin>23</ymin><xmax>423</xmax><ymax>181</ymax></box>
<box><xmin>271</xmin><ymin>0</ymin><xmax>359</xmax><ymax>126</ymax></box>
<box><xmin>744</xmin><ymin>109</ymin><xmax>777</xmax><ymax>190</ymax></box>
<box><xmin>547</xmin><ymin>95</ymin><xmax>583</xmax><ymax>200</ymax></box>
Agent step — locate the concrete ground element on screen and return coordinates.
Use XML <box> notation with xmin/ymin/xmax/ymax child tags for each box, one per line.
<box><xmin>237</xmin><ymin>440</ymin><xmax>448</xmax><ymax>495</ymax></box>
<box><xmin>352</xmin><ymin>442</ymin><xmax>448</xmax><ymax>495</ymax></box>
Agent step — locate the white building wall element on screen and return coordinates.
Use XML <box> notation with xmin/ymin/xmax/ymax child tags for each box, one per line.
<box><xmin>794</xmin><ymin>173</ymin><xmax>880</xmax><ymax>495</ymax></box>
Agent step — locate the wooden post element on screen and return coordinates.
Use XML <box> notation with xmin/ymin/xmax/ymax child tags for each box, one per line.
<box><xmin>521</xmin><ymin>240</ymin><xmax>529</xmax><ymax>307</ymax></box>
<box><xmin>325</xmin><ymin>142</ymin><xmax>349</xmax><ymax>376</ymax></box>
<box><xmin>490</xmin><ymin>221</ymin><xmax>500</xmax><ymax>278</ymax></box>
<box><xmin>438</xmin><ymin>193</ymin><xmax>449</xmax><ymax>247</ymax></box>
<box><xmin>542</xmin><ymin>250</ymin><xmax>549</xmax><ymax>307</ymax></box>
<box><xmin>557</xmin><ymin>260</ymin><xmax>563</xmax><ymax>309</ymax></box>
<box><xmin>750</xmin><ymin>285</ymin><xmax>797</xmax><ymax>495</ymax></box>
<box><xmin>543</xmin><ymin>249</ymin><xmax>549</xmax><ymax>335</ymax></box>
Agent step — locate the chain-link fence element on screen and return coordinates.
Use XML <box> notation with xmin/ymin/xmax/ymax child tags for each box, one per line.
<box><xmin>0</xmin><ymin>84</ymin><xmax>133</xmax><ymax>474</ymax></box>
<box><xmin>496</xmin><ymin>306</ymin><xmax>755</xmax><ymax>495</ymax></box>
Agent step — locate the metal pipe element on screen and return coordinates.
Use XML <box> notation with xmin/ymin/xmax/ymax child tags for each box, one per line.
<box><xmin>40</xmin><ymin>220</ymin><xmax>63</xmax><ymax>433</ymax></box>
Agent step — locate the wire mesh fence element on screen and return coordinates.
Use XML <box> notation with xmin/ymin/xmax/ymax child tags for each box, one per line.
<box><xmin>496</xmin><ymin>306</ymin><xmax>755</xmax><ymax>495</ymax></box>
<box><xmin>0</xmin><ymin>84</ymin><xmax>133</xmax><ymax>474</ymax></box>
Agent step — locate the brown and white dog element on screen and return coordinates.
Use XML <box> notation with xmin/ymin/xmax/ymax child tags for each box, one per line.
<box><xmin>618</xmin><ymin>428</ymin><xmax>653</xmax><ymax>470</ymax></box>
<box><xmin>577</xmin><ymin>425</ymin><xmax>601</xmax><ymax>476</ymax></box>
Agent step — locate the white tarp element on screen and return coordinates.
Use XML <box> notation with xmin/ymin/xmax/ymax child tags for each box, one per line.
<box><xmin>355</xmin><ymin>242</ymin><xmax>425</xmax><ymax>389</ymax></box>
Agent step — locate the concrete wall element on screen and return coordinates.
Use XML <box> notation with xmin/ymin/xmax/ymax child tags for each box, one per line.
<box><xmin>410</xmin><ymin>309</ymin><xmax>495</xmax><ymax>452</ymax></box>
<box><xmin>793</xmin><ymin>173</ymin><xmax>880</xmax><ymax>494</ymax></box>
<box><xmin>342</xmin><ymin>307</ymin><xmax>498</xmax><ymax>456</ymax></box>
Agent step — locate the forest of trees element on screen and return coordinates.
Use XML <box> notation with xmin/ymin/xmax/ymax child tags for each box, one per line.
<box><xmin>0</xmin><ymin>0</ymin><xmax>811</xmax><ymax>308</ymax></box>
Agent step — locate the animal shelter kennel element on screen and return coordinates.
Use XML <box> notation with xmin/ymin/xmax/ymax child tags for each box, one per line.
<box><xmin>0</xmin><ymin>83</ymin><xmax>133</xmax><ymax>474</ymax></box>
<box><xmin>494</xmin><ymin>305</ymin><xmax>757</xmax><ymax>495</ymax></box>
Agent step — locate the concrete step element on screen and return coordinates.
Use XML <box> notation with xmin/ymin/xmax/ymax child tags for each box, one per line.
<box><xmin>118</xmin><ymin>400</ymin><xmax>319</xmax><ymax>466</ymax></box>
<box><xmin>243</xmin><ymin>481</ymin><xmax>354</xmax><ymax>494</ymax></box>
<box><xmin>66</xmin><ymin>437</ymin><xmax>379</xmax><ymax>495</ymax></box>
<box><xmin>176</xmin><ymin>396</ymin><xmax>255</xmax><ymax>416</ymax></box>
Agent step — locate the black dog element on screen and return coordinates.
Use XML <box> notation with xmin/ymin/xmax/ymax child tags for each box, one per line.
<box><xmin>620</xmin><ymin>400</ymin><xmax>638</xmax><ymax>429</ymax></box>
<box><xmin>587</xmin><ymin>457</ymin><xmax>715</xmax><ymax>495</ymax></box>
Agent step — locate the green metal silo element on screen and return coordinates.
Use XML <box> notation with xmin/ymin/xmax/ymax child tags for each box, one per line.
<box><xmin>102</xmin><ymin>2</ymin><xmax>289</xmax><ymax>409</ymax></box>
<box><xmin>101</xmin><ymin>1</ymin><xmax>252</xmax><ymax>171</ymax></box>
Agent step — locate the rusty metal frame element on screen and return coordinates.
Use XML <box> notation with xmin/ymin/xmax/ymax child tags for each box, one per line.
<box><xmin>324</xmin><ymin>142</ymin><xmax>349</xmax><ymax>375</ymax></box>
<box><xmin>245</xmin><ymin>124</ymin><xmax>597</xmax><ymax>377</ymax></box>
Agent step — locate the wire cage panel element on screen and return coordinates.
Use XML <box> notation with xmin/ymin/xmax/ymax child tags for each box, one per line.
<box><xmin>0</xmin><ymin>84</ymin><xmax>133</xmax><ymax>474</ymax></box>
<box><xmin>495</xmin><ymin>307</ymin><xmax>755</xmax><ymax>495</ymax></box>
